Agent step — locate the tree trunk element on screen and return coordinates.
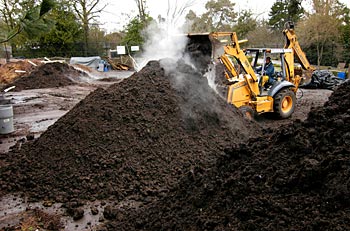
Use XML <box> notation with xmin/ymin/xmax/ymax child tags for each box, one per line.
<box><xmin>135</xmin><ymin>0</ymin><xmax>146</xmax><ymax>22</ymax></box>
<box><xmin>83</xmin><ymin>23</ymin><xmax>89</xmax><ymax>56</ymax></box>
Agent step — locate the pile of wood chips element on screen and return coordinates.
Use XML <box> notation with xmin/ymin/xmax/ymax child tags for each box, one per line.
<box><xmin>104</xmin><ymin>57</ymin><xmax>132</xmax><ymax>70</ymax></box>
<box><xmin>0</xmin><ymin>59</ymin><xmax>42</xmax><ymax>84</ymax></box>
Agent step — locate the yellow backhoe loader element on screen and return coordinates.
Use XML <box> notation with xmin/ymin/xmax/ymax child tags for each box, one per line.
<box><xmin>185</xmin><ymin>22</ymin><xmax>312</xmax><ymax>119</ymax></box>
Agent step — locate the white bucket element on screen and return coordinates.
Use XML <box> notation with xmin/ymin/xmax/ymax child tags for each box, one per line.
<box><xmin>98</xmin><ymin>63</ymin><xmax>104</xmax><ymax>72</ymax></box>
<box><xmin>0</xmin><ymin>105</ymin><xmax>14</xmax><ymax>134</ymax></box>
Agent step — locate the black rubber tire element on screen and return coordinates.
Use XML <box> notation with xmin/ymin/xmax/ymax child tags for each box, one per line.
<box><xmin>239</xmin><ymin>106</ymin><xmax>257</xmax><ymax>121</ymax></box>
<box><xmin>273</xmin><ymin>89</ymin><xmax>296</xmax><ymax>119</ymax></box>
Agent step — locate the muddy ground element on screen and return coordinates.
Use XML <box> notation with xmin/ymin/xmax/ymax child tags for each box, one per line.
<box><xmin>0</xmin><ymin>62</ymin><xmax>132</xmax><ymax>153</ymax></box>
<box><xmin>0</xmin><ymin>59</ymin><xmax>335</xmax><ymax>231</ymax></box>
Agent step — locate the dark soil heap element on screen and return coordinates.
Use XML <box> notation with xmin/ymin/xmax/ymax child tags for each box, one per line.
<box><xmin>0</xmin><ymin>60</ymin><xmax>255</xmax><ymax>204</ymax></box>
<box><xmin>5</xmin><ymin>62</ymin><xmax>82</xmax><ymax>91</ymax></box>
<box><xmin>0</xmin><ymin>60</ymin><xmax>41</xmax><ymax>84</ymax></box>
<box><xmin>104</xmin><ymin>80</ymin><xmax>350</xmax><ymax>230</ymax></box>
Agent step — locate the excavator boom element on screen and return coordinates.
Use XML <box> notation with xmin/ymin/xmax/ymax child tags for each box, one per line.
<box><xmin>283</xmin><ymin>21</ymin><xmax>316</xmax><ymax>84</ymax></box>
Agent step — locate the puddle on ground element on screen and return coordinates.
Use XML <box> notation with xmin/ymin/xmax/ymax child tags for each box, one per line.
<box><xmin>0</xmin><ymin>194</ymin><xmax>109</xmax><ymax>230</ymax></box>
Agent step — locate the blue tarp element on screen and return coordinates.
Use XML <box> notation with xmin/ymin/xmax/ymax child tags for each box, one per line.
<box><xmin>69</xmin><ymin>56</ymin><xmax>101</xmax><ymax>69</ymax></box>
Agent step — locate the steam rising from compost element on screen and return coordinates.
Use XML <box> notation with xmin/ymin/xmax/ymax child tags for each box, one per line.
<box><xmin>135</xmin><ymin>21</ymin><xmax>189</xmax><ymax>72</ymax></box>
<box><xmin>204</xmin><ymin>64</ymin><xmax>220</xmax><ymax>95</ymax></box>
<box><xmin>135</xmin><ymin>21</ymin><xmax>204</xmax><ymax>92</ymax></box>
<box><xmin>134</xmin><ymin>20</ymin><xmax>226</xmax><ymax>122</ymax></box>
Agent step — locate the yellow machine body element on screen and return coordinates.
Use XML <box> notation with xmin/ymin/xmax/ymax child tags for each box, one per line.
<box><xmin>226</xmin><ymin>78</ymin><xmax>273</xmax><ymax>114</ymax></box>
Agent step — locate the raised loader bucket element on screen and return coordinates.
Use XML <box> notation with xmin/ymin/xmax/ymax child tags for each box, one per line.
<box><xmin>185</xmin><ymin>33</ymin><xmax>224</xmax><ymax>73</ymax></box>
<box><xmin>300</xmin><ymin>69</ymin><xmax>314</xmax><ymax>85</ymax></box>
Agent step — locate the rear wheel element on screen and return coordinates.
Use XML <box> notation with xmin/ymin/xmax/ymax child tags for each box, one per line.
<box><xmin>239</xmin><ymin>106</ymin><xmax>257</xmax><ymax>121</ymax></box>
<box><xmin>273</xmin><ymin>89</ymin><xmax>296</xmax><ymax>119</ymax></box>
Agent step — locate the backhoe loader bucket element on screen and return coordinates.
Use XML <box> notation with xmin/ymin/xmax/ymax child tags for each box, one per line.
<box><xmin>185</xmin><ymin>33</ymin><xmax>249</xmax><ymax>74</ymax></box>
<box><xmin>185</xmin><ymin>33</ymin><xmax>223</xmax><ymax>73</ymax></box>
<box><xmin>294</xmin><ymin>65</ymin><xmax>313</xmax><ymax>86</ymax></box>
<box><xmin>300</xmin><ymin>70</ymin><xmax>314</xmax><ymax>85</ymax></box>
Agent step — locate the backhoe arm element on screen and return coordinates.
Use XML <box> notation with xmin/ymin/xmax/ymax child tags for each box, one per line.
<box><xmin>283</xmin><ymin>22</ymin><xmax>315</xmax><ymax>72</ymax></box>
<box><xmin>220</xmin><ymin>55</ymin><xmax>239</xmax><ymax>79</ymax></box>
<box><xmin>211</xmin><ymin>32</ymin><xmax>260</xmax><ymax>95</ymax></box>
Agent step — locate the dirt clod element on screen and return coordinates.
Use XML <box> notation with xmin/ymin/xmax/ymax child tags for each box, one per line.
<box><xmin>91</xmin><ymin>207</ymin><xmax>99</xmax><ymax>215</ymax></box>
<box><xmin>103</xmin><ymin>206</ymin><xmax>118</xmax><ymax>220</ymax></box>
<box><xmin>67</xmin><ymin>207</ymin><xmax>85</xmax><ymax>221</ymax></box>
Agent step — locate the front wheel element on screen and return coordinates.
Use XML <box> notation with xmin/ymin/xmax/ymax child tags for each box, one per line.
<box><xmin>239</xmin><ymin>106</ymin><xmax>257</xmax><ymax>121</ymax></box>
<box><xmin>273</xmin><ymin>89</ymin><xmax>296</xmax><ymax>119</ymax></box>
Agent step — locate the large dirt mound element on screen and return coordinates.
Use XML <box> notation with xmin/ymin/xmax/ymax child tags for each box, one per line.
<box><xmin>0</xmin><ymin>60</ymin><xmax>256</xmax><ymax>204</ymax></box>
<box><xmin>104</xmin><ymin>80</ymin><xmax>350</xmax><ymax>230</ymax></box>
<box><xmin>3</xmin><ymin>62</ymin><xmax>84</xmax><ymax>91</ymax></box>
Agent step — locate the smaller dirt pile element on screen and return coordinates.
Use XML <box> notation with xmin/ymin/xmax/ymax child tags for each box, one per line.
<box><xmin>3</xmin><ymin>62</ymin><xmax>83</xmax><ymax>91</ymax></box>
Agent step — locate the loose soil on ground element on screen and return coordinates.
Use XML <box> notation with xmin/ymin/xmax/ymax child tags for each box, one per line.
<box><xmin>104</xmin><ymin>80</ymin><xmax>350</xmax><ymax>231</ymax></box>
<box><xmin>0</xmin><ymin>58</ymin><xmax>340</xmax><ymax>230</ymax></box>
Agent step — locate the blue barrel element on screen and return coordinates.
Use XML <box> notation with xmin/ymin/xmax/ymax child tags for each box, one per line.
<box><xmin>337</xmin><ymin>72</ymin><xmax>346</xmax><ymax>79</ymax></box>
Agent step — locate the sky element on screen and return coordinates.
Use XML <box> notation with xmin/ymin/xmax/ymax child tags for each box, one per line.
<box><xmin>98</xmin><ymin>0</ymin><xmax>350</xmax><ymax>33</ymax></box>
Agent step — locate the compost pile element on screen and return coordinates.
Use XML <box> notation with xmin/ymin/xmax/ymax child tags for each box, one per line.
<box><xmin>104</xmin><ymin>80</ymin><xmax>350</xmax><ymax>230</ymax></box>
<box><xmin>0</xmin><ymin>60</ymin><xmax>42</xmax><ymax>85</ymax></box>
<box><xmin>3</xmin><ymin>62</ymin><xmax>83</xmax><ymax>91</ymax></box>
<box><xmin>0</xmin><ymin>60</ymin><xmax>255</xmax><ymax>205</ymax></box>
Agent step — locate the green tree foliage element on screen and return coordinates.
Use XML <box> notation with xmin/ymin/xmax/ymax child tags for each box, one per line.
<box><xmin>184</xmin><ymin>0</ymin><xmax>237</xmax><ymax>32</ymax></box>
<box><xmin>202</xmin><ymin>0</ymin><xmax>237</xmax><ymax>31</ymax></box>
<box><xmin>340</xmin><ymin>6</ymin><xmax>350</xmax><ymax>66</ymax></box>
<box><xmin>268</xmin><ymin>0</ymin><xmax>304</xmax><ymax>31</ymax></box>
<box><xmin>296</xmin><ymin>0</ymin><xmax>345</xmax><ymax>67</ymax></box>
<box><xmin>121</xmin><ymin>15</ymin><xmax>152</xmax><ymax>47</ymax></box>
<box><xmin>184</xmin><ymin>10</ymin><xmax>207</xmax><ymax>32</ymax></box>
<box><xmin>233</xmin><ymin>10</ymin><xmax>257</xmax><ymax>39</ymax></box>
<box><xmin>134</xmin><ymin>0</ymin><xmax>147</xmax><ymax>22</ymax></box>
<box><xmin>104</xmin><ymin>32</ymin><xmax>124</xmax><ymax>52</ymax></box>
<box><xmin>20</xmin><ymin>1</ymin><xmax>84</xmax><ymax>57</ymax></box>
<box><xmin>0</xmin><ymin>0</ymin><xmax>55</xmax><ymax>59</ymax></box>
<box><xmin>73</xmin><ymin>0</ymin><xmax>106</xmax><ymax>56</ymax></box>
<box><xmin>88</xmin><ymin>24</ymin><xmax>108</xmax><ymax>56</ymax></box>
<box><xmin>0</xmin><ymin>0</ymin><xmax>55</xmax><ymax>44</ymax></box>
<box><xmin>0</xmin><ymin>0</ymin><xmax>22</xmax><ymax>30</ymax></box>
<box><xmin>246</xmin><ymin>20</ymin><xmax>282</xmax><ymax>47</ymax></box>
